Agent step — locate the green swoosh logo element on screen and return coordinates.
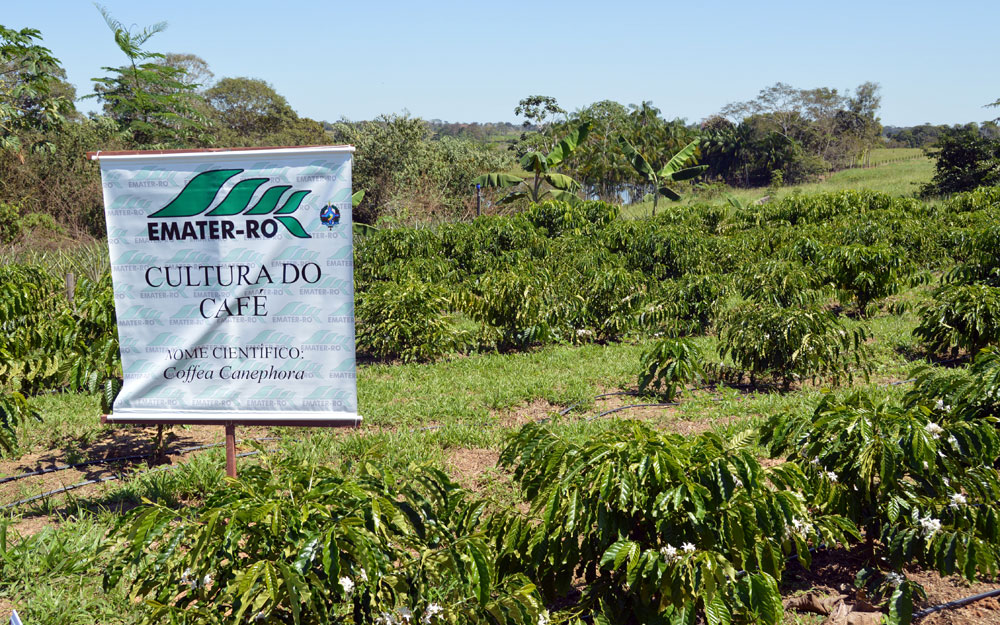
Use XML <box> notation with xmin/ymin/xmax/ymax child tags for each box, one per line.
<box><xmin>149</xmin><ymin>169</ymin><xmax>243</xmax><ymax>218</ymax></box>
<box><xmin>148</xmin><ymin>169</ymin><xmax>313</xmax><ymax>238</ymax></box>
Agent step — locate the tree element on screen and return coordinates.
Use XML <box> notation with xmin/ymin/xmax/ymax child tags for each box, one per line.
<box><xmin>159</xmin><ymin>53</ymin><xmax>214</xmax><ymax>90</ymax></box>
<box><xmin>922</xmin><ymin>125</ymin><xmax>1000</xmax><ymax>196</ymax></box>
<box><xmin>564</xmin><ymin>100</ymin><xmax>631</xmax><ymax>202</ymax></box>
<box><xmin>514</xmin><ymin>95</ymin><xmax>564</xmax><ymax>129</ymax></box>
<box><xmin>513</xmin><ymin>95</ymin><xmax>566</xmax><ymax>155</ymax></box>
<box><xmin>617</xmin><ymin>137</ymin><xmax>706</xmax><ymax>215</ymax></box>
<box><xmin>89</xmin><ymin>5</ymin><xmax>209</xmax><ymax>146</ymax></box>
<box><xmin>206</xmin><ymin>77</ymin><xmax>297</xmax><ymax>141</ymax></box>
<box><xmin>0</xmin><ymin>25</ymin><xmax>73</xmax><ymax>153</ymax></box>
<box><xmin>718</xmin><ymin>82</ymin><xmax>882</xmax><ymax>171</ymax></box>
<box><xmin>331</xmin><ymin>114</ymin><xmax>429</xmax><ymax>224</ymax></box>
<box><xmin>474</xmin><ymin>122</ymin><xmax>590</xmax><ymax>204</ymax></box>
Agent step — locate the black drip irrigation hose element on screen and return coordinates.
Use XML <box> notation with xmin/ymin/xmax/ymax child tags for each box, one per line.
<box><xmin>559</xmin><ymin>391</ymin><xmax>640</xmax><ymax>416</ymax></box>
<box><xmin>0</xmin><ymin>437</ymin><xmax>284</xmax><ymax>487</ymax></box>
<box><xmin>1</xmin><ymin>449</ymin><xmax>266</xmax><ymax>511</ymax></box>
<box><xmin>914</xmin><ymin>587</ymin><xmax>1000</xmax><ymax>619</ymax></box>
<box><xmin>587</xmin><ymin>403</ymin><xmax>678</xmax><ymax>421</ymax></box>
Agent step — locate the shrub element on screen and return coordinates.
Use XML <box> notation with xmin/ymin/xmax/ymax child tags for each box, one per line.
<box><xmin>104</xmin><ymin>459</ymin><xmax>543</xmax><ymax>625</ymax></box>
<box><xmin>718</xmin><ymin>303</ymin><xmax>871</xmax><ymax>389</ymax></box>
<box><xmin>600</xmin><ymin>221</ymin><xmax>709</xmax><ymax>280</ymax></box>
<box><xmin>763</xmin><ymin>391</ymin><xmax>1000</xmax><ymax>611</ymax></box>
<box><xmin>354</xmin><ymin>228</ymin><xmax>443</xmax><ymax>284</ymax></box>
<box><xmin>822</xmin><ymin>244</ymin><xmax>909</xmax><ymax>316</ymax></box>
<box><xmin>639</xmin><ymin>273</ymin><xmax>729</xmax><ymax>337</ymax></box>
<box><xmin>637</xmin><ymin>338</ymin><xmax>703</xmax><ymax>400</ymax></box>
<box><xmin>914</xmin><ymin>283</ymin><xmax>1000</xmax><ymax>356</ymax></box>
<box><xmin>357</xmin><ymin>278</ymin><xmax>468</xmax><ymax>362</ymax></box>
<box><xmin>946</xmin><ymin>224</ymin><xmax>1000</xmax><ymax>286</ymax></box>
<box><xmin>494</xmin><ymin>421</ymin><xmax>857</xmax><ymax>624</ymax></box>
<box><xmin>463</xmin><ymin>265</ymin><xmax>566</xmax><ymax>349</ymax></box>
<box><xmin>738</xmin><ymin>260</ymin><xmax>823</xmax><ymax>308</ymax></box>
<box><xmin>523</xmin><ymin>199</ymin><xmax>618</xmax><ymax>238</ymax></box>
<box><xmin>438</xmin><ymin>215</ymin><xmax>547</xmax><ymax>275</ymax></box>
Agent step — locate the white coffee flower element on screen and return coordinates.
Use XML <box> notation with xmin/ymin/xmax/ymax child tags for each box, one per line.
<box><xmin>886</xmin><ymin>571</ymin><xmax>905</xmax><ymax>587</ymax></box>
<box><xmin>202</xmin><ymin>574</ymin><xmax>212</xmax><ymax>588</ymax></box>
<box><xmin>398</xmin><ymin>607</ymin><xmax>413</xmax><ymax>623</ymax></box>
<box><xmin>359</xmin><ymin>569</ymin><xmax>369</xmax><ymax>582</ymax></box>
<box><xmin>660</xmin><ymin>544</ymin><xmax>678</xmax><ymax>562</ymax></box>
<box><xmin>375</xmin><ymin>613</ymin><xmax>397</xmax><ymax>625</ymax></box>
<box><xmin>538</xmin><ymin>610</ymin><xmax>551</xmax><ymax>625</ymax></box>
<box><xmin>340</xmin><ymin>576</ymin><xmax>354</xmax><ymax>595</ymax></box>
<box><xmin>681</xmin><ymin>542</ymin><xmax>696</xmax><ymax>553</ymax></box>
<box><xmin>950</xmin><ymin>493</ymin><xmax>967</xmax><ymax>508</ymax></box>
<box><xmin>810</xmin><ymin>457</ymin><xmax>821</xmax><ymax>465</ymax></box>
<box><xmin>826</xmin><ymin>471</ymin><xmax>838</xmax><ymax>482</ymax></box>
<box><xmin>791</xmin><ymin>518</ymin><xmax>814</xmax><ymax>536</ymax></box>
<box><xmin>925</xmin><ymin>422</ymin><xmax>944</xmax><ymax>440</ymax></box>
<box><xmin>918</xmin><ymin>515</ymin><xmax>942</xmax><ymax>536</ymax></box>
<box><xmin>422</xmin><ymin>603</ymin><xmax>444</xmax><ymax>624</ymax></box>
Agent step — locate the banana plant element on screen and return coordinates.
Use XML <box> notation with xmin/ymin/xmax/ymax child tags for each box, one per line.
<box><xmin>473</xmin><ymin>122</ymin><xmax>590</xmax><ymax>204</ymax></box>
<box><xmin>618</xmin><ymin>136</ymin><xmax>707</xmax><ymax>216</ymax></box>
<box><xmin>351</xmin><ymin>190</ymin><xmax>379</xmax><ymax>237</ymax></box>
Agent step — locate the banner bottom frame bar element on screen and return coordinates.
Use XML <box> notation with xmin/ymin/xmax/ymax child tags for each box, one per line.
<box><xmin>101</xmin><ymin>414</ymin><xmax>362</xmax><ymax>427</ymax></box>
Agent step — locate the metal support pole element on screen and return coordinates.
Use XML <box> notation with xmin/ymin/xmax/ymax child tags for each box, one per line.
<box><xmin>225</xmin><ymin>423</ymin><xmax>237</xmax><ymax>478</ymax></box>
<box><xmin>476</xmin><ymin>183</ymin><xmax>481</xmax><ymax>217</ymax></box>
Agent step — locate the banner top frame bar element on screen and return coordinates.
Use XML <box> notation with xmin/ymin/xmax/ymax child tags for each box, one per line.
<box><xmin>87</xmin><ymin>145</ymin><xmax>355</xmax><ymax>161</ymax></box>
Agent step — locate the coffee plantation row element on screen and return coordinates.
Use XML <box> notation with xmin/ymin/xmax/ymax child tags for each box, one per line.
<box><xmin>6</xmin><ymin>187</ymin><xmax>1000</xmax><ymax>623</ymax></box>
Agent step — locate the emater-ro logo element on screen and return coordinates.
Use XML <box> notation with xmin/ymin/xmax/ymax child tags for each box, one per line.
<box><xmin>146</xmin><ymin>169</ymin><xmax>313</xmax><ymax>241</ymax></box>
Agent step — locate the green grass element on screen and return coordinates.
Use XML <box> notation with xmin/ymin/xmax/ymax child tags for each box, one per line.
<box><xmin>622</xmin><ymin>149</ymin><xmax>935</xmax><ymax>218</ymax></box>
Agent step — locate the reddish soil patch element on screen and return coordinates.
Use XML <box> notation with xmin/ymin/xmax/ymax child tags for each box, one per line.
<box><xmin>782</xmin><ymin>545</ymin><xmax>1000</xmax><ymax>624</ymax></box>
<box><xmin>0</xmin><ymin>599</ymin><xmax>14</xmax><ymax>623</ymax></box>
<box><xmin>496</xmin><ymin>398</ymin><xmax>561</xmax><ymax>428</ymax></box>
<box><xmin>1</xmin><ymin>425</ymin><xmax>272</xmax><ymax>531</ymax></box>
<box><xmin>909</xmin><ymin>568</ymin><xmax>1000</xmax><ymax>625</ymax></box>
<box><xmin>445</xmin><ymin>448</ymin><xmax>501</xmax><ymax>492</ymax></box>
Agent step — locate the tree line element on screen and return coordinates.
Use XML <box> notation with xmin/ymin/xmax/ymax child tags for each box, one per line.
<box><xmin>1</xmin><ymin>9</ymin><xmax>989</xmax><ymax>242</ymax></box>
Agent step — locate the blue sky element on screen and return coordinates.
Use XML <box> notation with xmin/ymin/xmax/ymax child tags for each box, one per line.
<box><xmin>4</xmin><ymin>0</ymin><xmax>997</xmax><ymax>127</ymax></box>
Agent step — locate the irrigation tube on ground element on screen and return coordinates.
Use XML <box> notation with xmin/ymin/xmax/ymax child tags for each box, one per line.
<box><xmin>0</xmin><ymin>437</ymin><xmax>284</xmax><ymax>486</ymax></box>
<box><xmin>913</xmin><ymin>588</ymin><xmax>1000</xmax><ymax>619</ymax></box>
<box><xmin>0</xmin><ymin>449</ymin><xmax>265</xmax><ymax>511</ymax></box>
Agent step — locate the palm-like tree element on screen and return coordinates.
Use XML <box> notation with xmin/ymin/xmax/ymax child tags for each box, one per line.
<box><xmin>618</xmin><ymin>137</ymin><xmax>707</xmax><ymax>216</ymax></box>
<box><xmin>473</xmin><ymin>122</ymin><xmax>590</xmax><ymax>204</ymax></box>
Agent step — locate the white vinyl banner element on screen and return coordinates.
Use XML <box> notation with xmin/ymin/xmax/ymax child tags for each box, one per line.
<box><xmin>96</xmin><ymin>146</ymin><xmax>359</xmax><ymax>424</ymax></box>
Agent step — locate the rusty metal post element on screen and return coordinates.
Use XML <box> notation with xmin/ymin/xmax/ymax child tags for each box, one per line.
<box><xmin>225</xmin><ymin>423</ymin><xmax>237</xmax><ymax>478</ymax></box>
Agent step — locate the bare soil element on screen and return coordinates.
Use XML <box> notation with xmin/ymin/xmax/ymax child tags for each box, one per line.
<box><xmin>1</xmin><ymin>424</ymin><xmax>272</xmax><ymax>533</ymax></box>
<box><xmin>782</xmin><ymin>545</ymin><xmax>1000</xmax><ymax>624</ymax></box>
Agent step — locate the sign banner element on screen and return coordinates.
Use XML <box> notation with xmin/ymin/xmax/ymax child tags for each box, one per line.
<box><xmin>95</xmin><ymin>146</ymin><xmax>359</xmax><ymax>425</ymax></box>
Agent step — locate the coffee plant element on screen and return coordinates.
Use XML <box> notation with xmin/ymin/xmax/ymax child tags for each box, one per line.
<box><xmin>103</xmin><ymin>457</ymin><xmax>543</xmax><ymax>625</ymax></box>
<box><xmin>493</xmin><ymin>421</ymin><xmax>857</xmax><ymax>624</ymax></box>
<box><xmin>822</xmin><ymin>243</ymin><xmax>909</xmax><ymax>316</ymax></box>
<box><xmin>637</xmin><ymin>338</ymin><xmax>703</xmax><ymax>400</ymax></box>
<box><xmin>913</xmin><ymin>283</ymin><xmax>1000</xmax><ymax>357</ymax></box>
<box><xmin>641</xmin><ymin>273</ymin><xmax>729</xmax><ymax>336</ymax></box>
<box><xmin>763</xmin><ymin>389</ymin><xmax>1000</xmax><ymax>623</ymax></box>
<box><xmin>737</xmin><ymin>260</ymin><xmax>822</xmax><ymax>308</ymax></box>
<box><xmin>357</xmin><ymin>278</ymin><xmax>470</xmax><ymax>362</ymax></box>
<box><xmin>718</xmin><ymin>303</ymin><xmax>871</xmax><ymax>389</ymax></box>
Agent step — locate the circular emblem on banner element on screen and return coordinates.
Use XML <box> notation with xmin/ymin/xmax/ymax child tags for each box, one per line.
<box><xmin>320</xmin><ymin>203</ymin><xmax>341</xmax><ymax>230</ymax></box>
